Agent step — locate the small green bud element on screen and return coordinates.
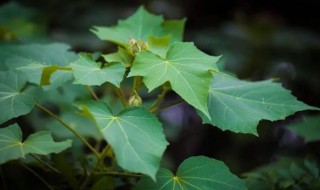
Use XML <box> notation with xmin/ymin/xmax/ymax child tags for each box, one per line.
<box><xmin>128</xmin><ymin>91</ymin><xmax>142</xmax><ymax>107</ymax></box>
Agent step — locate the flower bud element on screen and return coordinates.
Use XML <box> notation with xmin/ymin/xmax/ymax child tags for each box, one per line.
<box><xmin>128</xmin><ymin>91</ymin><xmax>142</xmax><ymax>107</ymax></box>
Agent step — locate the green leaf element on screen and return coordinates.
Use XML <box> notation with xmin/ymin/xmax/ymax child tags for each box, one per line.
<box><xmin>70</xmin><ymin>54</ymin><xmax>125</xmax><ymax>87</ymax></box>
<box><xmin>40</xmin><ymin>65</ymin><xmax>72</xmax><ymax>86</ymax></box>
<box><xmin>1</xmin><ymin>43</ymin><xmax>77</xmax><ymax>84</ymax></box>
<box><xmin>82</xmin><ymin>101</ymin><xmax>168</xmax><ymax>179</ymax></box>
<box><xmin>135</xmin><ymin>156</ymin><xmax>247</xmax><ymax>190</ymax></box>
<box><xmin>129</xmin><ymin>42</ymin><xmax>220</xmax><ymax>119</ymax></box>
<box><xmin>102</xmin><ymin>47</ymin><xmax>134</xmax><ymax>68</ymax></box>
<box><xmin>159</xmin><ymin>19</ymin><xmax>186</xmax><ymax>44</ymax></box>
<box><xmin>91</xmin><ymin>6</ymin><xmax>163</xmax><ymax>46</ymax></box>
<box><xmin>287</xmin><ymin>115</ymin><xmax>320</xmax><ymax>142</ymax></box>
<box><xmin>147</xmin><ymin>35</ymin><xmax>170</xmax><ymax>58</ymax></box>
<box><xmin>202</xmin><ymin>73</ymin><xmax>319</xmax><ymax>135</ymax></box>
<box><xmin>0</xmin><ymin>71</ymin><xmax>40</xmax><ymax>124</ymax></box>
<box><xmin>0</xmin><ymin>124</ymin><xmax>72</xmax><ymax>164</ymax></box>
<box><xmin>32</xmin><ymin>108</ymin><xmax>101</xmax><ymax>139</ymax></box>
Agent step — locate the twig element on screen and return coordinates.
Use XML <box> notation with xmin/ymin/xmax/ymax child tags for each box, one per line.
<box><xmin>35</xmin><ymin>103</ymin><xmax>100</xmax><ymax>158</ymax></box>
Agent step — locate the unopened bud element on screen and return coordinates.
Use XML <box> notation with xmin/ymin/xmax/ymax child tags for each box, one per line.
<box><xmin>128</xmin><ymin>91</ymin><xmax>142</xmax><ymax>107</ymax></box>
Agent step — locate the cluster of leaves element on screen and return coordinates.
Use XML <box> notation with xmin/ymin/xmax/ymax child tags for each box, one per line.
<box><xmin>0</xmin><ymin>4</ymin><xmax>319</xmax><ymax>189</ymax></box>
<box><xmin>244</xmin><ymin>157</ymin><xmax>320</xmax><ymax>190</ymax></box>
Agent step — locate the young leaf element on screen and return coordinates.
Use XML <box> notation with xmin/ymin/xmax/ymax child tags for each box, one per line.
<box><xmin>70</xmin><ymin>54</ymin><xmax>125</xmax><ymax>87</ymax></box>
<box><xmin>82</xmin><ymin>101</ymin><xmax>168</xmax><ymax>180</ymax></box>
<box><xmin>103</xmin><ymin>47</ymin><xmax>134</xmax><ymax>68</ymax></box>
<box><xmin>129</xmin><ymin>42</ymin><xmax>220</xmax><ymax>119</ymax></box>
<box><xmin>147</xmin><ymin>35</ymin><xmax>171</xmax><ymax>58</ymax></box>
<box><xmin>40</xmin><ymin>65</ymin><xmax>72</xmax><ymax>86</ymax></box>
<box><xmin>201</xmin><ymin>73</ymin><xmax>319</xmax><ymax>135</ymax></box>
<box><xmin>91</xmin><ymin>6</ymin><xmax>163</xmax><ymax>46</ymax></box>
<box><xmin>159</xmin><ymin>19</ymin><xmax>186</xmax><ymax>44</ymax></box>
<box><xmin>1</xmin><ymin>43</ymin><xmax>78</xmax><ymax>84</ymax></box>
<box><xmin>0</xmin><ymin>124</ymin><xmax>72</xmax><ymax>164</ymax></box>
<box><xmin>0</xmin><ymin>71</ymin><xmax>40</xmax><ymax>124</ymax></box>
<box><xmin>135</xmin><ymin>156</ymin><xmax>247</xmax><ymax>190</ymax></box>
<box><xmin>287</xmin><ymin>115</ymin><xmax>320</xmax><ymax>142</ymax></box>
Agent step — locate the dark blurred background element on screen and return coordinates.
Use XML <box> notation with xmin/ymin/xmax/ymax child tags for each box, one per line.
<box><xmin>1</xmin><ymin>0</ymin><xmax>320</xmax><ymax>176</ymax></box>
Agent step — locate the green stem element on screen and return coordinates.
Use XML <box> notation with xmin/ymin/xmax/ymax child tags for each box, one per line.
<box><xmin>149</xmin><ymin>86</ymin><xmax>170</xmax><ymax>112</ymax></box>
<box><xmin>95</xmin><ymin>145</ymin><xmax>111</xmax><ymax>170</ymax></box>
<box><xmin>81</xmin><ymin>145</ymin><xmax>112</xmax><ymax>189</ymax></box>
<box><xmin>35</xmin><ymin>103</ymin><xmax>100</xmax><ymax>158</ymax></box>
<box><xmin>86</xmin><ymin>86</ymin><xmax>99</xmax><ymax>100</ymax></box>
<box><xmin>133</xmin><ymin>76</ymin><xmax>142</xmax><ymax>91</ymax></box>
<box><xmin>30</xmin><ymin>154</ymin><xmax>61</xmax><ymax>174</ymax></box>
<box><xmin>20</xmin><ymin>163</ymin><xmax>54</xmax><ymax>190</ymax></box>
<box><xmin>94</xmin><ymin>171</ymin><xmax>142</xmax><ymax>178</ymax></box>
<box><xmin>152</xmin><ymin>99</ymin><xmax>185</xmax><ymax>113</ymax></box>
<box><xmin>114</xmin><ymin>87</ymin><xmax>128</xmax><ymax>107</ymax></box>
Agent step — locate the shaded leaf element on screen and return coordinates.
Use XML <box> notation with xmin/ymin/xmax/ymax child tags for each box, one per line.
<box><xmin>1</xmin><ymin>43</ymin><xmax>77</xmax><ymax>84</ymax></box>
<box><xmin>0</xmin><ymin>71</ymin><xmax>40</xmax><ymax>124</ymax></box>
<box><xmin>129</xmin><ymin>42</ymin><xmax>220</xmax><ymax>119</ymax></box>
<box><xmin>147</xmin><ymin>35</ymin><xmax>170</xmax><ymax>58</ymax></box>
<box><xmin>32</xmin><ymin>108</ymin><xmax>101</xmax><ymax>139</ymax></box>
<box><xmin>92</xmin><ymin>6</ymin><xmax>163</xmax><ymax>46</ymax></box>
<box><xmin>71</xmin><ymin>54</ymin><xmax>125</xmax><ymax>87</ymax></box>
<box><xmin>0</xmin><ymin>2</ymin><xmax>45</xmax><ymax>42</ymax></box>
<box><xmin>201</xmin><ymin>73</ymin><xmax>319</xmax><ymax>135</ymax></box>
<box><xmin>0</xmin><ymin>124</ymin><xmax>72</xmax><ymax>164</ymax></box>
<box><xmin>135</xmin><ymin>156</ymin><xmax>247</xmax><ymax>190</ymax></box>
<box><xmin>159</xmin><ymin>19</ymin><xmax>186</xmax><ymax>44</ymax></box>
<box><xmin>82</xmin><ymin>101</ymin><xmax>168</xmax><ymax>179</ymax></box>
<box><xmin>288</xmin><ymin>115</ymin><xmax>320</xmax><ymax>142</ymax></box>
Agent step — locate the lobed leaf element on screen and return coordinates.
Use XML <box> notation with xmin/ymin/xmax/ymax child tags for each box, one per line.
<box><xmin>135</xmin><ymin>156</ymin><xmax>247</xmax><ymax>190</ymax></box>
<box><xmin>0</xmin><ymin>124</ymin><xmax>72</xmax><ymax>164</ymax></box>
<box><xmin>129</xmin><ymin>42</ymin><xmax>220</xmax><ymax>119</ymax></box>
<box><xmin>0</xmin><ymin>43</ymin><xmax>78</xmax><ymax>85</ymax></box>
<box><xmin>82</xmin><ymin>101</ymin><xmax>168</xmax><ymax>180</ymax></box>
<box><xmin>70</xmin><ymin>54</ymin><xmax>125</xmax><ymax>87</ymax></box>
<box><xmin>0</xmin><ymin>71</ymin><xmax>40</xmax><ymax>124</ymax></box>
<box><xmin>201</xmin><ymin>73</ymin><xmax>319</xmax><ymax>135</ymax></box>
<box><xmin>91</xmin><ymin>6</ymin><xmax>163</xmax><ymax>46</ymax></box>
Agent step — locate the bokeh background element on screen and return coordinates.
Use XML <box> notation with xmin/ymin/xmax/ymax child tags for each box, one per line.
<box><xmin>1</xmin><ymin>0</ymin><xmax>320</xmax><ymax>179</ymax></box>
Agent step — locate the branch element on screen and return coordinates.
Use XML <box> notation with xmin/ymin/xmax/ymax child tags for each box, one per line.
<box><xmin>35</xmin><ymin>103</ymin><xmax>100</xmax><ymax>158</ymax></box>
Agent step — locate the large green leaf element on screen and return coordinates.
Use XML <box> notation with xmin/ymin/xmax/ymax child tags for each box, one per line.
<box><xmin>92</xmin><ymin>6</ymin><xmax>163</xmax><ymax>46</ymax></box>
<box><xmin>202</xmin><ymin>73</ymin><xmax>319</xmax><ymax>135</ymax></box>
<box><xmin>1</xmin><ymin>43</ymin><xmax>77</xmax><ymax>84</ymax></box>
<box><xmin>287</xmin><ymin>115</ymin><xmax>320</xmax><ymax>142</ymax></box>
<box><xmin>70</xmin><ymin>54</ymin><xmax>125</xmax><ymax>87</ymax></box>
<box><xmin>0</xmin><ymin>71</ymin><xmax>40</xmax><ymax>124</ymax></box>
<box><xmin>82</xmin><ymin>101</ymin><xmax>168</xmax><ymax>179</ymax></box>
<box><xmin>135</xmin><ymin>156</ymin><xmax>247</xmax><ymax>190</ymax></box>
<box><xmin>129</xmin><ymin>42</ymin><xmax>220</xmax><ymax>119</ymax></box>
<box><xmin>0</xmin><ymin>124</ymin><xmax>72</xmax><ymax>164</ymax></box>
